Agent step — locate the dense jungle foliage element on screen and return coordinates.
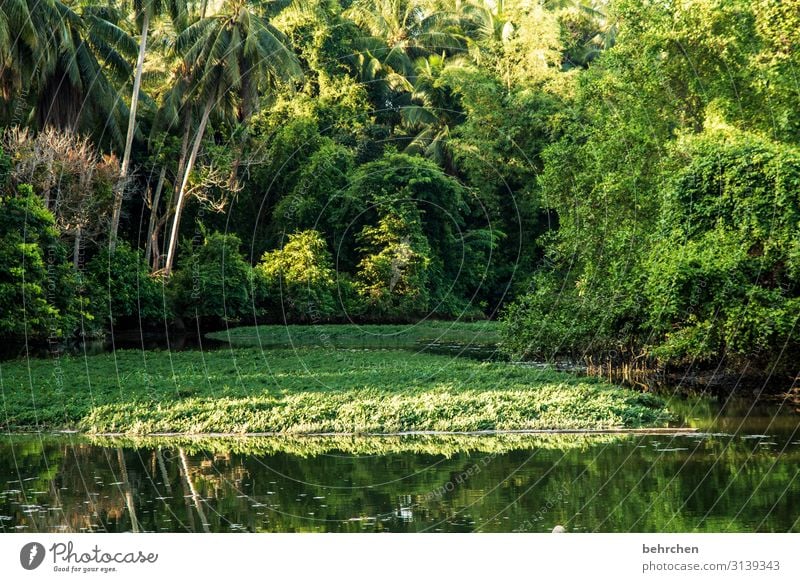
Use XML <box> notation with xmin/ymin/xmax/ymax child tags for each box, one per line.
<box><xmin>1</xmin><ymin>0</ymin><xmax>798</xmax><ymax>376</ymax></box>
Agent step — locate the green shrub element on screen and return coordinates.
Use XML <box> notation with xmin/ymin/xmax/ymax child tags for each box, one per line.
<box><xmin>85</xmin><ymin>241</ymin><xmax>168</xmax><ymax>328</ymax></box>
<box><xmin>503</xmin><ymin>128</ymin><xmax>800</xmax><ymax>373</ymax></box>
<box><xmin>356</xmin><ymin>213</ymin><xmax>431</xmax><ymax>320</ymax></box>
<box><xmin>643</xmin><ymin>130</ymin><xmax>800</xmax><ymax>368</ymax></box>
<box><xmin>0</xmin><ymin>184</ymin><xmax>81</xmax><ymax>339</ymax></box>
<box><xmin>255</xmin><ymin>229</ymin><xmax>338</xmax><ymax>322</ymax></box>
<box><xmin>171</xmin><ymin>231</ymin><xmax>254</xmax><ymax>322</ymax></box>
<box><xmin>271</xmin><ymin>141</ymin><xmax>355</xmax><ymax>237</ymax></box>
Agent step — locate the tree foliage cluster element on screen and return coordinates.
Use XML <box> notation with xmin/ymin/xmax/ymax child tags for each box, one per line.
<box><xmin>2</xmin><ymin>0</ymin><xmax>798</xmax><ymax>375</ymax></box>
<box><xmin>502</xmin><ymin>0</ymin><xmax>800</xmax><ymax>375</ymax></box>
<box><xmin>2</xmin><ymin>0</ymin><xmax>588</xmax><ymax>334</ymax></box>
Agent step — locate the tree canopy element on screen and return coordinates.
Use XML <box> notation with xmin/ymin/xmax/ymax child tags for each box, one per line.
<box><xmin>1</xmin><ymin>0</ymin><xmax>798</xmax><ymax>376</ymax></box>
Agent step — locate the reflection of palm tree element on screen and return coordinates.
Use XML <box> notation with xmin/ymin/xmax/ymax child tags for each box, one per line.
<box><xmin>116</xmin><ymin>448</ymin><xmax>141</xmax><ymax>532</ymax></box>
<box><xmin>156</xmin><ymin>447</ymin><xmax>173</xmax><ymax>494</ymax></box>
<box><xmin>178</xmin><ymin>448</ymin><xmax>210</xmax><ymax>532</ymax></box>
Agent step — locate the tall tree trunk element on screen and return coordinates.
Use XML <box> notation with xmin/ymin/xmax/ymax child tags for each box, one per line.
<box><xmin>110</xmin><ymin>11</ymin><xmax>150</xmax><ymax>248</ymax></box>
<box><xmin>73</xmin><ymin>226</ymin><xmax>82</xmax><ymax>270</ymax></box>
<box><xmin>227</xmin><ymin>71</ymin><xmax>256</xmax><ymax>190</ymax></box>
<box><xmin>163</xmin><ymin>96</ymin><xmax>213</xmax><ymax>276</ymax></box>
<box><xmin>145</xmin><ymin>164</ymin><xmax>166</xmax><ymax>270</ymax></box>
<box><xmin>151</xmin><ymin>214</ymin><xmax>169</xmax><ymax>272</ymax></box>
<box><xmin>152</xmin><ymin>112</ymin><xmax>192</xmax><ymax>272</ymax></box>
<box><xmin>174</xmin><ymin>111</ymin><xmax>192</xmax><ymax>199</ymax></box>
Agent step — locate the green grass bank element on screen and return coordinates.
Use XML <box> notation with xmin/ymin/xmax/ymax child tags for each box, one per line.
<box><xmin>0</xmin><ymin>339</ymin><xmax>670</xmax><ymax>435</ymax></box>
<box><xmin>206</xmin><ymin>320</ymin><xmax>502</xmax><ymax>348</ymax></box>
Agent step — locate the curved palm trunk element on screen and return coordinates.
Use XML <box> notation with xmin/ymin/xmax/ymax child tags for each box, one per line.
<box><xmin>152</xmin><ymin>112</ymin><xmax>192</xmax><ymax>272</ymax></box>
<box><xmin>145</xmin><ymin>164</ymin><xmax>167</xmax><ymax>269</ymax></box>
<box><xmin>163</xmin><ymin>96</ymin><xmax>213</xmax><ymax>276</ymax></box>
<box><xmin>73</xmin><ymin>226</ymin><xmax>82</xmax><ymax>269</ymax></box>
<box><xmin>110</xmin><ymin>11</ymin><xmax>150</xmax><ymax>248</ymax></box>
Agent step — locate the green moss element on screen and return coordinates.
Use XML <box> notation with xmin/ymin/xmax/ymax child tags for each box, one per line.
<box><xmin>0</xmin><ymin>341</ymin><xmax>670</xmax><ymax>434</ymax></box>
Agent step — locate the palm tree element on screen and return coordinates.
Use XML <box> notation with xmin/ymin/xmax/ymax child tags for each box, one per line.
<box><xmin>460</xmin><ymin>0</ymin><xmax>613</xmax><ymax>72</ymax></box>
<box><xmin>146</xmin><ymin>61</ymin><xmax>193</xmax><ymax>272</ymax></box>
<box><xmin>110</xmin><ymin>0</ymin><xmax>188</xmax><ymax>247</ymax></box>
<box><xmin>1</xmin><ymin>1</ymin><xmax>136</xmax><ymax>147</ymax></box>
<box><xmin>454</xmin><ymin>0</ymin><xmax>517</xmax><ymax>88</ymax></box>
<box><xmin>40</xmin><ymin>2</ymin><xmax>136</xmax><ymax>144</ymax></box>
<box><xmin>345</xmin><ymin>0</ymin><xmax>471</xmax><ymax>128</ymax></box>
<box><xmin>162</xmin><ymin>0</ymin><xmax>301</xmax><ymax>276</ymax></box>
<box><xmin>349</xmin><ymin>0</ymin><xmax>468</xmax><ymax>72</ymax></box>
<box><xmin>0</xmin><ymin>0</ymin><xmax>39</xmax><ymax>104</ymax></box>
<box><xmin>401</xmin><ymin>54</ymin><xmax>465</xmax><ymax>166</ymax></box>
<box><xmin>547</xmin><ymin>0</ymin><xmax>615</xmax><ymax>69</ymax></box>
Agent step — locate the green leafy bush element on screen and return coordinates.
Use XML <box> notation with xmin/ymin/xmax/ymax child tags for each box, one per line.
<box><xmin>0</xmin><ymin>184</ymin><xmax>81</xmax><ymax>339</ymax></box>
<box><xmin>643</xmin><ymin>130</ymin><xmax>800</xmax><ymax>368</ymax></box>
<box><xmin>503</xmin><ymin>128</ymin><xmax>800</xmax><ymax>373</ymax></box>
<box><xmin>256</xmin><ymin>229</ymin><xmax>338</xmax><ymax>322</ymax></box>
<box><xmin>340</xmin><ymin>151</ymin><xmax>491</xmax><ymax>318</ymax></box>
<box><xmin>271</xmin><ymin>141</ymin><xmax>355</xmax><ymax>237</ymax></box>
<box><xmin>356</xmin><ymin>213</ymin><xmax>431</xmax><ymax>320</ymax></box>
<box><xmin>85</xmin><ymin>241</ymin><xmax>167</xmax><ymax>328</ymax></box>
<box><xmin>171</xmin><ymin>231</ymin><xmax>254</xmax><ymax>322</ymax></box>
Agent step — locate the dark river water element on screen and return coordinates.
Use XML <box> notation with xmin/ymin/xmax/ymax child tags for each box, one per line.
<box><xmin>1</xmin><ymin>396</ymin><xmax>799</xmax><ymax>533</ymax></box>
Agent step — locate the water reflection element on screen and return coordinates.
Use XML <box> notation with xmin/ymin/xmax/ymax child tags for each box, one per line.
<box><xmin>1</xmin><ymin>425</ymin><xmax>798</xmax><ymax>533</ymax></box>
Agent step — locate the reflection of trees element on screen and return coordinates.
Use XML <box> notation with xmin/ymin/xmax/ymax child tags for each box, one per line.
<box><xmin>88</xmin><ymin>433</ymin><xmax>621</xmax><ymax>457</ymax></box>
<box><xmin>178</xmin><ymin>448</ymin><xmax>209</xmax><ymax>533</ymax></box>
<box><xmin>1</xmin><ymin>435</ymin><xmax>799</xmax><ymax>532</ymax></box>
<box><xmin>156</xmin><ymin>448</ymin><xmax>172</xmax><ymax>495</ymax></box>
<box><xmin>116</xmin><ymin>448</ymin><xmax>140</xmax><ymax>532</ymax></box>
<box><xmin>0</xmin><ymin>438</ymin><xmax>64</xmax><ymax>531</ymax></box>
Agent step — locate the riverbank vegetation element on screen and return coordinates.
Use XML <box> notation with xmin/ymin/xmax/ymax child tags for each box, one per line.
<box><xmin>86</xmin><ymin>432</ymin><xmax>625</xmax><ymax>457</ymax></box>
<box><xmin>207</xmin><ymin>321</ymin><xmax>501</xmax><ymax>348</ymax></box>
<box><xmin>1</xmin><ymin>0</ymin><xmax>798</xmax><ymax>380</ymax></box>
<box><xmin>0</xmin><ymin>347</ymin><xmax>670</xmax><ymax>433</ymax></box>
